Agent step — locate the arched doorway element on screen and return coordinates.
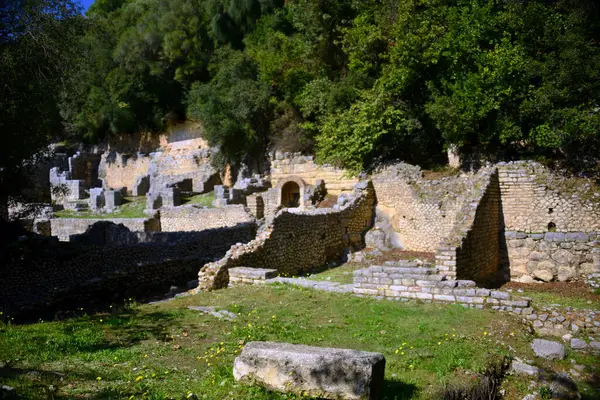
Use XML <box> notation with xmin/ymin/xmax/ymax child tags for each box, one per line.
<box><xmin>281</xmin><ymin>181</ymin><xmax>301</xmax><ymax>208</ymax></box>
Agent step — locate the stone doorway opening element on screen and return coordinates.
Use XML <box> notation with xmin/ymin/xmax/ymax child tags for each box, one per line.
<box><xmin>281</xmin><ymin>181</ymin><xmax>301</xmax><ymax>208</ymax></box>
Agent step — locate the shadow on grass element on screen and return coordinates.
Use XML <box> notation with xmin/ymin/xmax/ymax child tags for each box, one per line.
<box><xmin>382</xmin><ymin>380</ymin><xmax>418</xmax><ymax>399</ymax></box>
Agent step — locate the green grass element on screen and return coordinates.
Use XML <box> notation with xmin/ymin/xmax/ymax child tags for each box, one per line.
<box><xmin>514</xmin><ymin>289</ymin><xmax>600</xmax><ymax>310</ymax></box>
<box><xmin>308</xmin><ymin>262</ymin><xmax>365</xmax><ymax>284</ymax></box>
<box><xmin>54</xmin><ymin>197</ymin><xmax>147</xmax><ymax>219</ymax></box>
<box><xmin>0</xmin><ymin>285</ymin><xmax>597</xmax><ymax>399</ymax></box>
<box><xmin>182</xmin><ymin>192</ymin><xmax>214</xmax><ymax>207</ymax></box>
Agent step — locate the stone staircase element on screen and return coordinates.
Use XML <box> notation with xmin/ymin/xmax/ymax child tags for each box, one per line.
<box><xmin>353</xmin><ymin>260</ymin><xmax>531</xmax><ymax>312</ymax></box>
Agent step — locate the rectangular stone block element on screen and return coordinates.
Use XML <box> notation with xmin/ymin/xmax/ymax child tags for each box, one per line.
<box><xmin>234</xmin><ymin>341</ymin><xmax>385</xmax><ymax>400</ymax></box>
<box><xmin>434</xmin><ymin>294</ymin><xmax>456</xmax><ymax>302</ymax></box>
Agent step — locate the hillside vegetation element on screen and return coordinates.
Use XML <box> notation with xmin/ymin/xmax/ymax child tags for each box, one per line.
<box><xmin>3</xmin><ymin>0</ymin><xmax>600</xmax><ymax>202</ymax></box>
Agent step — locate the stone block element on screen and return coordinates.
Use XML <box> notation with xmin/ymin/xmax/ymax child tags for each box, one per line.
<box><xmin>531</xmin><ymin>339</ymin><xmax>565</xmax><ymax>360</ymax></box>
<box><xmin>104</xmin><ymin>190</ymin><xmax>122</xmax><ymax>211</ymax></box>
<box><xmin>233</xmin><ymin>341</ymin><xmax>385</xmax><ymax>400</ymax></box>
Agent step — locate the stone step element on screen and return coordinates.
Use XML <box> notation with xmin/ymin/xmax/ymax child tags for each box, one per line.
<box><xmin>369</xmin><ymin>266</ymin><xmax>438</xmax><ymax>275</ymax></box>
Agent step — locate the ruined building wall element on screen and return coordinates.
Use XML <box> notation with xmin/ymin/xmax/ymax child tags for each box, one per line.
<box><xmin>1</xmin><ymin>223</ymin><xmax>256</xmax><ymax>317</ymax></box>
<box><xmin>269</xmin><ymin>153</ymin><xmax>358</xmax><ymax>194</ymax></box>
<box><xmin>434</xmin><ymin>169</ymin><xmax>505</xmax><ymax>286</ymax></box>
<box><xmin>197</xmin><ymin>182</ymin><xmax>375</xmax><ymax>290</ymax></box>
<box><xmin>498</xmin><ymin>161</ymin><xmax>600</xmax><ymax>282</ymax></box>
<box><xmin>98</xmin><ymin>121</ymin><xmax>217</xmax><ymax>193</ymax></box>
<box><xmin>160</xmin><ymin>205</ymin><xmax>254</xmax><ymax>232</ymax></box>
<box><xmin>50</xmin><ymin>217</ymin><xmax>160</xmax><ymax>241</ymax></box>
<box><xmin>370</xmin><ymin>164</ymin><xmax>491</xmax><ymax>252</ymax></box>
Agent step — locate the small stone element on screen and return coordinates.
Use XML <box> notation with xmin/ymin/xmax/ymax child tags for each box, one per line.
<box><xmin>511</xmin><ymin>361</ymin><xmax>539</xmax><ymax>376</ymax></box>
<box><xmin>570</xmin><ymin>338</ymin><xmax>587</xmax><ymax>350</ymax></box>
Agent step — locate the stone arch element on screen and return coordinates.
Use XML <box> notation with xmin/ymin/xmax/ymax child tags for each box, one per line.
<box><xmin>276</xmin><ymin>176</ymin><xmax>306</xmax><ymax>208</ymax></box>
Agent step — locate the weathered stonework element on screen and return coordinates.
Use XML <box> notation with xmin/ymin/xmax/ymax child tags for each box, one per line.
<box><xmin>371</xmin><ymin>163</ymin><xmax>495</xmax><ymax>252</ymax></box>
<box><xmin>1</xmin><ymin>223</ymin><xmax>256</xmax><ymax>317</ymax></box>
<box><xmin>525</xmin><ymin>305</ymin><xmax>600</xmax><ymax>336</ymax></box>
<box><xmin>50</xmin><ymin>217</ymin><xmax>160</xmax><ymax>241</ymax></box>
<box><xmin>498</xmin><ymin>162</ymin><xmax>600</xmax><ymax>282</ymax></box>
<box><xmin>160</xmin><ymin>205</ymin><xmax>254</xmax><ymax>232</ymax></box>
<box><xmin>435</xmin><ymin>170</ymin><xmax>507</xmax><ymax>285</ymax></box>
<box><xmin>506</xmin><ymin>231</ymin><xmax>600</xmax><ymax>282</ymax></box>
<box><xmin>353</xmin><ymin>264</ymin><xmax>530</xmax><ymax>312</ymax></box>
<box><xmin>196</xmin><ymin>181</ymin><xmax>375</xmax><ymax>291</ymax></box>
<box><xmin>269</xmin><ymin>152</ymin><xmax>358</xmax><ymax>194</ymax></box>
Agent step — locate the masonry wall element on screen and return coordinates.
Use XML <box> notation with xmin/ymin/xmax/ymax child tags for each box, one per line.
<box><xmin>98</xmin><ymin>121</ymin><xmax>217</xmax><ymax>193</ymax></box>
<box><xmin>269</xmin><ymin>153</ymin><xmax>358</xmax><ymax>194</ymax></box>
<box><xmin>371</xmin><ymin>164</ymin><xmax>492</xmax><ymax>252</ymax></box>
<box><xmin>0</xmin><ymin>223</ymin><xmax>256</xmax><ymax>317</ymax></box>
<box><xmin>50</xmin><ymin>217</ymin><xmax>160</xmax><ymax>241</ymax></box>
<box><xmin>505</xmin><ymin>231</ymin><xmax>600</xmax><ymax>282</ymax></box>
<box><xmin>197</xmin><ymin>182</ymin><xmax>376</xmax><ymax>290</ymax></box>
<box><xmin>498</xmin><ymin>161</ymin><xmax>600</xmax><ymax>282</ymax></box>
<box><xmin>454</xmin><ymin>171</ymin><xmax>506</xmax><ymax>285</ymax></box>
<box><xmin>434</xmin><ymin>169</ymin><xmax>506</xmax><ymax>286</ymax></box>
<box><xmin>160</xmin><ymin>205</ymin><xmax>254</xmax><ymax>232</ymax></box>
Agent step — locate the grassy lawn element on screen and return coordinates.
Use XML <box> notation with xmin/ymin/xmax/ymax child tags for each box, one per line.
<box><xmin>54</xmin><ymin>197</ymin><xmax>147</xmax><ymax>219</ymax></box>
<box><xmin>182</xmin><ymin>192</ymin><xmax>214</xmax><ymax>208</ymax></box>
<box><xmin>0</xmin><ymin>285</ymin><xmax>597</xmax><ymax>400</ymax></box>
<box><xmin>308</xmin><ymin>262</ymin><xmax>365</xmax><ymax>284</ymax></box>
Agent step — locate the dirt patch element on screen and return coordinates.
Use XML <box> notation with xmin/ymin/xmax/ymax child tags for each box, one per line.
<box><xmin>501</xmin><ymin>281</ymin><xmax>600</xmax><ymax>302</ymax></box>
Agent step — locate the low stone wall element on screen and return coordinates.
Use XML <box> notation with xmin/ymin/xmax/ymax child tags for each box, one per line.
<box><xmin>50</xmin><ymin>217</ymin><xmax>160</xmax><ymax>241</ymax></box>
<box><xmin>435</xmin><ymin>169</ymin><xmax>506</xmax><ymax>286</ymax></box>
<box><xmin>525</xmin><ymin>306</ymin><xmax>600</xmax><ymax>336</ymax></box>
<box><xmin>196</xmin><ymin>181</ymin><xmax>376</xmax><ymax>291</ymax></box>
<box><xmin>0</xmin><ymin>223</ymin><xmax>256</xmax><ymax>317</ymax></box>
<box><xmin>506</xmin><ymin>231</ymin><xmax>600</xmax><ymax>282</ymax></box>
<box><xmin>160</xmin><ymin>205</ymin><xmax>254</xmax><ymax>232</ymax></box>
<box><xmin>269</xmin><ymin>153</ymin><xmax>358</xmax><ymax>194</ymax></box>
<box><xmin>353</xmin><ymin>266</ymin><xmax>530</xmax><ymax>312</ymax></box>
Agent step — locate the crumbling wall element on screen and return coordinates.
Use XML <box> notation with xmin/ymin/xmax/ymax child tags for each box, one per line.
<box><xmin>50</xmin><ymin>217</ymin><xmax>160</xmax><ymax>241</ymax></box>
<box><xmin>160</xmin><ymin>205</ymin><xmax>254</xmax><ymax>232</ymax></box>
<box><xmin>197</xmin><ymin>182</ymin><xmax>375</xmax><ymax>290</ymax></box>
<box><xmin>269</xmin><ymin>152</ymin><xmax>358</xmax><ymax>194</ymax></box>
<box><xmin>498</xmin><ymin>162</ymin><xmax>600</xmax><ymax>282</ymax></box>
<box><xmin>371</xmin><ymin>164</ymin><xmax>490</xmax><ymax>252</ymax></box>
<box><xmin>434</xmin><ymin>169</ymin><xmax>505</xmax><ymax>286</ymax></box>
<box><xmin>98</xmin><ymin>121</ymin><xmax>218</xmax><ymax>194</ymax></box>
<box><xmin>0</xmin><ymin>223</ymin><xmax>256</xmax><ymax>317</ymax></box>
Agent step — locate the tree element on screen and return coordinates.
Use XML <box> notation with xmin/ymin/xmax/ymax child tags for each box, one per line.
<box><xmin>0</xmin><ymin>0</ymin><xmax>84</xmax><ymax>218</ymax></box>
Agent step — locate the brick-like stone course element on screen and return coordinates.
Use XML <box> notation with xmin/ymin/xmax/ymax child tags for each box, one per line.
<box><xmin>353</xmin><ymin>265</ymin><xmax>530</xmax><ymax>312</ymax></box>
<box><xmin>434</xmin><ymin>169</ymin><xmax>506</xmax><ymax>286</ymax></box>
<box><xmin>160</xmin><ymin>205</ymin><xmax>254</xmax><ymax>232</ymax></box>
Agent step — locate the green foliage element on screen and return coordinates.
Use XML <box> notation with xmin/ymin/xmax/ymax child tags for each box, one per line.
<box><xmin>186</xmin><ymin>48</ymin><xmax>272</xmax><ymax>167</ymax></box>
<box><xmin>8</xmin><ymin>0</ymin><xmax>600</xmax><ymax>195</ymax></box>
<box><xmin>1</xmin><ymin>0</ymin><xmax>84</xmax><ymax>201</ymax></box>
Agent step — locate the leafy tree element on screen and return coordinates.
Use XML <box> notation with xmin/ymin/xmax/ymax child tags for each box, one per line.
<box><xmin>0</xmin><ymin>0</ymin><xmax>84</xmax><ymax>216</ymax></box>
<box><xmin>186</xmin><ymin>48</ymin><xmax>272</xmax><ymax>168</ymax></box>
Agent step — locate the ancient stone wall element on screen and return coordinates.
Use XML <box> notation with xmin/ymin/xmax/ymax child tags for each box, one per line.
<box><xmin>98</xmin><ymin>121</ymin><xmax>218</xmax><ymax>194</ymax></box>
<box><xmin>160</xmin><ymin>205</ymin><xmax>254</xmax><ymax>232</ymax></box>
<box><xmin>498</xmin><ymin>161</ymin><xmax>600</xmax><ymax>232</ymax></box>
<box><xmin>197</xmin><ymin>182</ymin><xmax>376</xmax><ymax>290</ymax></box>
<box><xmin>505</xmin><ymin>231</ymin><xmax>600</xmax><ymax>282</ymax></box>
<box><xmin>498</xmin><ymin>161</ymin><xmax>600</xmax><ymax>282</ymax></box>
<box><xmin>0</xmin><ymin>223</ymin><xmax>256</xmax><ymax>317</ymax></box>
<box><xmin>353</xmin><ymin>266</ymin><xmax>530</xmax><ymax>312</ymax></box>
<box><xmin>434</xmin><ymin>169</ymin><xmax>505</xmax><ymax>286</ymax></box>
<box><xmin>269</xmin><ymin>153</ymin><xmax>358</xmax><ymax>194</ymax></box>
<box><xmin>371</xmin><ymin>164</ymin><xmax>493</xmax><ymax>252</ymax></box>
<box><xmin>50</xmin><ymin>217</ymin><xmax>160</xmax><ymax>241</ymax></box>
